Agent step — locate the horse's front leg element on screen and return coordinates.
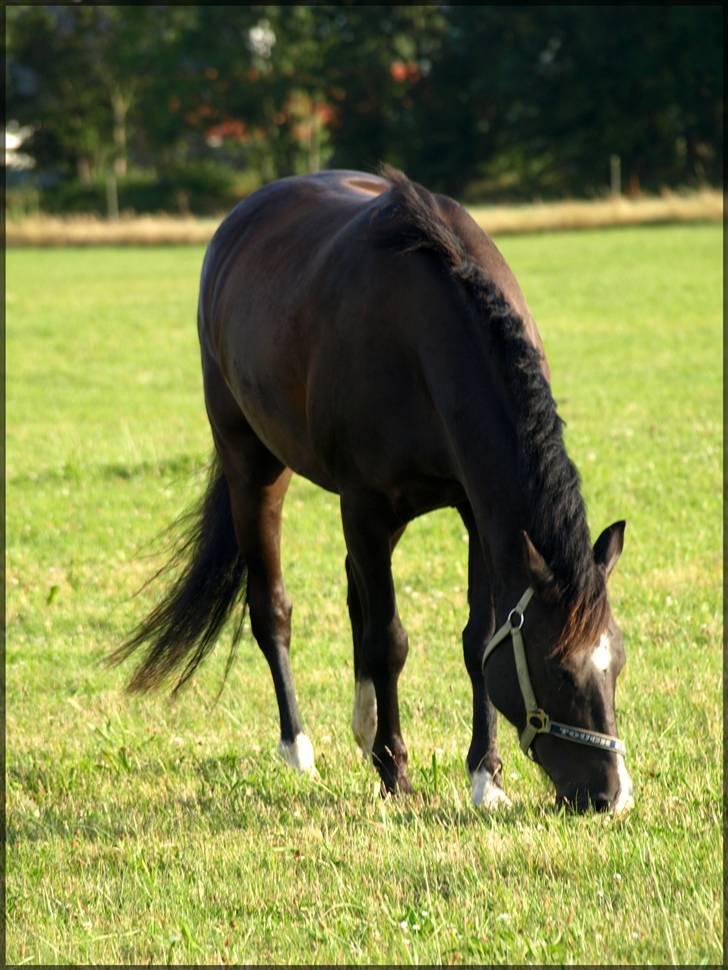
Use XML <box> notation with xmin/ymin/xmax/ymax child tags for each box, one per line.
<box><xmin>346</xmin><ymin>524</ymin><xmax>407</xmax><ymax>759</ymax></box>
<box><xmin>459</xmin><ymin>504</ymin><xmax>512</xmax><ymax>809</ymax></box>
<box><xmin>341</xmin><ymin>492</ymin><xmax>411</xmax><ymax>795</ymax></box>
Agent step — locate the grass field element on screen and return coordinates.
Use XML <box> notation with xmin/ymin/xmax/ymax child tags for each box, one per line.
<box><xmin>6</xmin><ymin>224</ymin><xmax>722</xmax><ymax>965</ymax></box>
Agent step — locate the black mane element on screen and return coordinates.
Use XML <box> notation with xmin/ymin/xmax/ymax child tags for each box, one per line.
<box><xmin>378</xmin><ymin>166</ymin><xmax>607</xmax><ymax>651</ymax></box>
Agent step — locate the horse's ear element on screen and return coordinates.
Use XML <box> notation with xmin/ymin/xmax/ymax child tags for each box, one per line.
<box><xmin>521</xmin><ymin>531</ymin><xmax>556</xmax><ymax>594</ymax></box>
<box><xmin>593</xmin><ymin>520</ymin><xmax>626</xmax><ymax>579</ymax></box>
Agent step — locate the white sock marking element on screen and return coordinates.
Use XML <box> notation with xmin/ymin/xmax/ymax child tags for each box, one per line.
<box><xmin>612</xmin><ymin>753</ymin><xmax>634</xmax><ymax>815</ymax></box>
<box><xmin>591</xmin><ymin>632</ymin><xmax>612</xmax><ymax>673</ymax></box>
<box><xmin>352</xmin><ymin>679</ymin><xmax>377</xmax><ymax>755</ymax></box>
<box><xmin>470</xmin><ymin>768</ymin><xmax>512</xmax><ymax>809</ymax></box>
<box><xmin>278</xmin><ymin>732</ymin><xmax>316</xmax><ymax>774</ymax></box>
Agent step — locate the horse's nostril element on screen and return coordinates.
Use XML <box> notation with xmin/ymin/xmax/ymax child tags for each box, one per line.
<box><xmin>593</xmin><ymin>795</ymin><xmax>612</xmax><ymax>813</ymax></box>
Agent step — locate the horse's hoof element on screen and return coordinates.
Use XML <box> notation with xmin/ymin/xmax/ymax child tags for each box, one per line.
<box><xmin>278</xmin><ymin>733</ymin><xmax>316</xmax><ymax>774</ymax></box>
<box><xmin>471</xmin><ymin>768</ymin><xmax>512</xmax><ymax>809</ymax></box>
<box><xmin>377</xmin><ymin>762</ymin><xmax>413</xmax><ymax>797</ymax></box>
<box><xmin>373</xmin><ymin>741</ymin><xmax>410</xmax><ymax>797</ymax></box>
<box><xmin>379</xmin><ymin>775</ymin><xmax>413</xmax><ymax>798</ymax></box>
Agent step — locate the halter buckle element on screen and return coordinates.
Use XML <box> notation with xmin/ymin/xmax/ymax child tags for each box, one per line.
<box><xmin>527</xmin><ymin>709</ymin><xmax>549</xmax><ymax>733</ymax></box>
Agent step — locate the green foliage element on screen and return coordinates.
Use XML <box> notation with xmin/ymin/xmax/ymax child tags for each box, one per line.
<box><xmin>7</xmin><ymin>7</ymin><xmax>723</xmax><ymax>209</ymax></box>
<box><xmin>415</xmin><ymin>5</ymin><xmax>724</xmax><ymax>197</ymax></box>
<box><xmin>6</xmin><ymin>226</ymin><xmax>722</xmax><ymax>963</ymax></box>
<box><xmin>37</xmin><ymin>163</ymin><xmax>241</xmax><ymax>217</ymax></box>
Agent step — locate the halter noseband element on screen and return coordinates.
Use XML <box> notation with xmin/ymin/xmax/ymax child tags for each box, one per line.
<box><xmin>482</xmin><ymin>587</ymin><xmax>626</xmax><ymax>759</ymax></box>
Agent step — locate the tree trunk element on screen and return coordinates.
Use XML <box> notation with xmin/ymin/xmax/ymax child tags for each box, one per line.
<box><xmin>111</xmin><ymin>87</ymin><xmax>130</xmax><ymax>178</ymax></box>
<box><xmin>106</xmin><ymin>170</ymin><xmax>119</xmax><ymax>220</ymax></box>
<box><xmin>309</xmin><ymin>100</ymin><xmax>321</xmax><ymax>173</ymax></box>
<box><xmin>77</xmin><ymin>157</ymin><xmax>93</xmax><ymax>185</ymax></box>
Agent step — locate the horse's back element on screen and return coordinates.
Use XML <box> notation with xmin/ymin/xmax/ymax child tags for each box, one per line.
<box><xmin>199</xmin><ymin>169</ymin><xmax>534</xmax><ymax>355</ymax></box>
<box><xmin>198</xmin><ymin>170</ymin><xmax>544</xmax><ymax>495</ymax></box>
<box><xmin>199</xmin><ymin>172</ymin><xmax>400</xmax><ymax>483</ymax></box>
<box><xmin>199</xmin><ymin>171</ymin><xmax>396</xmax><ymax>371</ymax></box>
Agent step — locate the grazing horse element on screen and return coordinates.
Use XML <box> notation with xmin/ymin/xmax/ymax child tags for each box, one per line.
<box><xmin>113</xmin><ymin>168</ymin><xmax>634</xmax><ymax>814</ymax></box>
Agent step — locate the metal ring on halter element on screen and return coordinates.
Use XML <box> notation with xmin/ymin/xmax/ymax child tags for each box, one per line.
<box><xmin>507</xmin><ymin>608</ymin><xmax>525</xmax><ymax>631</ymax></box>
<box><xmin>528</xmin><ymin>710</ymin><xmax>549</xmax><ymax>732</ymax></box>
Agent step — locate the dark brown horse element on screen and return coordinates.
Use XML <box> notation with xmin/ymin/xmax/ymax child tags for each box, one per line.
<box><xmin>113</xmin><ymin>168</ymin><xmax>634</xmax><ymax>814</ymax></box>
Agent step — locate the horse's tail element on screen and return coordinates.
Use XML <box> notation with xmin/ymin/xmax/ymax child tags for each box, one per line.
<box><xmin>109</xmin><ymin>453</ymin><xmax>247</xmax><ymax>694</ymax></box>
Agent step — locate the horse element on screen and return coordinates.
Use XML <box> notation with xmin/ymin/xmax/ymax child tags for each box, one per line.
<box><xmin>112</xmin><ymin>167</ymin><xmax>634</xmax><ymax>815</ymax></box>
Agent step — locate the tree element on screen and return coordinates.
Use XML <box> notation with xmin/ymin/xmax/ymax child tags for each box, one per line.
<box><xmin>316</xmin><ymin>6</ymin><xmax>448</xmax><ymax>174</ymax></box>
<box><xmin>6</xmin><ymin>5</ymin><xmax>723</xmax><ymax>210</ymax></box>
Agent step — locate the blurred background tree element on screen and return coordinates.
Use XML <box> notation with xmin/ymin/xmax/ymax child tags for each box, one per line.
<box><xmin>6</xmin><ymin>4</ymin><xmax>723</xmax><ymax>216</ymax></box>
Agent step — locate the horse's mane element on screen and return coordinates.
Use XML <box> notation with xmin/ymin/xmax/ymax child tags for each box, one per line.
<box><xmin>376</xmin><ymin>165</ymin><xmax>608</xmax><ymax>656</ymax></box>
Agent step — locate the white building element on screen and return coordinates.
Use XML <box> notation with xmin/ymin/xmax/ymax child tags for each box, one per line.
<box><xmin>5</xmin><ymin>123</ymin><xmax>35</xmax><ymax>170</ymax></box>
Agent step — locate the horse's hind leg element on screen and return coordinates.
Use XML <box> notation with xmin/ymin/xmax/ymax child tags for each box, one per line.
<box><xmin>341</xmin><ymin>491</ymin><xmax>410</xmax><ymax>794</ymax></box>
<box><xmin>459</xmin><ymin>503</ymin><xmax>511</xmax><ymax>808</ymax></box>
<box><xmin>211</xmin><ymin>412</ymin><xmax>313</xmax><ymax>774</ymax></box>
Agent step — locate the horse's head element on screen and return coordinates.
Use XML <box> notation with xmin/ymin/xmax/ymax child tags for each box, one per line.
<box><xmin>485</xmin><ymin>521</ymin><xmax>634</xmax><ymax>815</ymax></box>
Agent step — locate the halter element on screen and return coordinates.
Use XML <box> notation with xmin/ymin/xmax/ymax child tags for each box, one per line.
<box><xmin>482</xmin><ymin>587</ymin><xmax>626</xmax><ymax>759</ymax></box>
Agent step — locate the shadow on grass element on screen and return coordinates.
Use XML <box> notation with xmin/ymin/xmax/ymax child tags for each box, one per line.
<box><xmin>9</xmin><ymin>744</ymin><xmax>623</xmax><ymax>848</ymax></box>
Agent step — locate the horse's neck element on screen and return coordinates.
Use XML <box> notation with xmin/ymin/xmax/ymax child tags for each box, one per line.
<box><xmin>474</xmin><ymin>499</ymin><xmax>532</xmax><ymax>612</ymax></box>
<box><xmin>453</xmin><ymin>413</ymin><xmax>533</xmax><ymax>608</ymax></box>
<box><xmin>418</xmin><ymin>314</ymin><xmax>547</xmax><ymax>608</ymax></box>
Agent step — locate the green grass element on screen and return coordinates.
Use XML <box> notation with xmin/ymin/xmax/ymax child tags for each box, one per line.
<box><xmin>6</xmin><ymin>225</ymin><xmax>722</xmax><ymax>965</ymax></box>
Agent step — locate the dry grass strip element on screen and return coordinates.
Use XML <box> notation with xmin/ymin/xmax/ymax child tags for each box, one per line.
<box><xmin>6</xmin><ymin>213</ymin><xmax>222</xmax><ymax>247</ymax></box>
<box><xmin>6</xmin><ymin>189</ymin><xmax>722</xmax><ymax>246</ymax></box>
<box><xmin>468</xmin><ymin>188</ymin><xmax>723</xmax><ymax>235</ymax></box>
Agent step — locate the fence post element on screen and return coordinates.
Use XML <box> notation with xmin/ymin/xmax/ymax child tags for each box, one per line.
<box><xmin>106</xmin><ymin>170</ymin><xmax>119</xmax><ymax>220</ymax></box>
<box><xmin>610</xmin><ymin>154</ymin><xmax>621</xmax><ymax>197</ymax></box>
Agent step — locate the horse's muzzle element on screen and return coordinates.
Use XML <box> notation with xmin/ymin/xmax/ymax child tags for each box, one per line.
<box><xmin>556</xmin><ymin>782</ymin><xmax>634</xmax><ymax>816</ymax></box>
<box><xmin>556</xmin><ymin>789</ymin><xmax>613</xmax><ymax>813</ymax></box>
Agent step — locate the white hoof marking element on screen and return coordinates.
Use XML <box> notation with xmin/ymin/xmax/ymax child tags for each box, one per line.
<box><xmin>352</xmin><ymin>679</ymin><xmax>377</xmax><ymax>755</ymax></box>
<box><xmin>471</xmin><ymin>768</ymin><xmax>512</xmax><ymax>809</ymax></box>
<box><xmin>278</xmin><ymin>733</ymin><xmax>316</xmax><ymax>774</ymax></box>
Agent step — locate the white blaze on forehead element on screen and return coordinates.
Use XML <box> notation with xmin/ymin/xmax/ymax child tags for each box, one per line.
<box><xmin>591</xmin><ymin>631</ymin><xmax>612</xmax><ymax>673</ymax></box>
<box><xmin>352</xmin><ymin>679</ymin><xmax>377</xmax><ymax>756</ymax></box>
